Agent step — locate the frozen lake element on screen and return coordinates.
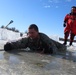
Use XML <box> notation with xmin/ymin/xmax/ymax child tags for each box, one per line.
<box><xmin>0</xmin><ymin>40</ymin><xmax>76</xmax><ymax>75</ymax></box>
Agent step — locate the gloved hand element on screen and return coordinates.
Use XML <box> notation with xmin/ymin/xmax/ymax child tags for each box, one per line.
<box><xmin>63</xmin><ymin>23</ymin><xmax>66</xmax><ymax>27</ymax></box>
<box><xmin>4</xmin><ymin>42</ymin><xmax>12</xmax><ymax>51</ymax></box>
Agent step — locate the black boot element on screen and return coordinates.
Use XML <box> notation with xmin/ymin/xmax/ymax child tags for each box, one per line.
<box><xmin>69</xmin><ymin>42</ymin><xmax>72</xmax><ymax>46</ymax></box>
<box><xmin>63</xmin><ymin>42</ymin><xmax>67</xmax><ymax>45</ymax></box>
<box><xmin>69</xmin><ymin>33</ymin><xmax>75</xmax><ymax>46</ymax></box>
<box><xmin>63</xmin><ymin>32</ymin><xmax>69</xmax><ymax>45</ymax></box>
<box><xmin>63</xmin><ymin>39</ymin><xmax>67</xmax><ymax>45</ymax></box>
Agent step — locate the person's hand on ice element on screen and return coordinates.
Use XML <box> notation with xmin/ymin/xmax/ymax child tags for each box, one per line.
<box><xmin>4</xmin><ymin>42</ymin><xmax>12</xmax><ymax>51</ymax></box>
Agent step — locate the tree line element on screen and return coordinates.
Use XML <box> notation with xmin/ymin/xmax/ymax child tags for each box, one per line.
<box><xmin>0</xmin><ymin>25</ymin><xmax>28</xmax><ymax>37</ymax></box>
<box><xmin>1</xmin><ymin>25</ymin><xmax>19</xmax><ymax>32</ymax></box>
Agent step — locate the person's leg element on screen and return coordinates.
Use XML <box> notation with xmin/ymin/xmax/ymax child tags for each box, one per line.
<box><xmin>69</xmin><ymin>33</ymin><xmax>75</xmax><ymax>46</ymax></box>
<box><xmin>63</xmin><ymin>32</ymin><xmax>69</xmax><ymax>45</ymax></box>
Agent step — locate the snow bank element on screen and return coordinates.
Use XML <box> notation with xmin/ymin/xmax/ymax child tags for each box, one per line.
<box><xmin>0</xmin><ymin>28</ymin><xmax>20</xmax><ymax>41</ymax></box>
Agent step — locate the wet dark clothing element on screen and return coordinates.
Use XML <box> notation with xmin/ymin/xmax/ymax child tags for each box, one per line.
<box><xmin>4</xmin><ymin>33</ymin><xmax>66</xmax><ymax>54</ymax></box>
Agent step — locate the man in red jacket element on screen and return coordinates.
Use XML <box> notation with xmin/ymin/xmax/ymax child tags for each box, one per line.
<box><xmin>63</xmin><ymin>6</ymin><xmax>76</xmax><ymax>46</ymax></box>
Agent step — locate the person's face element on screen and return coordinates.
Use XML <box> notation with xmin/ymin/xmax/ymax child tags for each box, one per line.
<box><xmin>28</xmin><ymin>28</ymin><xmax>39</xmax><ymax>39</ymax></box>
<box><xmin>71</xmin><ymin>8</ymin><xmax>76</xmax><ymax>13</ymax></box>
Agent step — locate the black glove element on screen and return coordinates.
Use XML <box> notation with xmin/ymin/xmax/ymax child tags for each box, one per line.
<box><xmin>63</xmin><ymin>23</ymin><xmax>66</xmax><ymax>27</ymax></box>
<box><xmin>4</xmin><ymin>42</ymin><xmax>12</xmax><ymax>51</ymax></box>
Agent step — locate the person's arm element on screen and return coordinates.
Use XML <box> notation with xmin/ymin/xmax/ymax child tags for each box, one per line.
<box><xmin>63</xmin><ymin>14</ymin><xmax>69</xmax><ymax>27</ymax></box>
<box><xmin>63</xmin><ymin>22</ymin><xmax>66</xmax><ymax>27</ymax></box>
<box><xmin>4</xmin><ymin>37</ymin><xmax>28</xmax><ymax>51</ymax></box>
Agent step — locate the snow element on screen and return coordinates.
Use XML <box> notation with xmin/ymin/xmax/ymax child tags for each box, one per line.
<box><xmin>49</xmin><ymin>35</ymin><xmax>59</xmax><ymax>41</ymax></box>
<box><xmin>0</xmin><ymin>28</ymin><xmax>20</xmax><ymax>41</ymax></box>
<box><xmin>0</xmin><ymin>28</ymin><xmax>21</xmax><ymax>48</ymax></box>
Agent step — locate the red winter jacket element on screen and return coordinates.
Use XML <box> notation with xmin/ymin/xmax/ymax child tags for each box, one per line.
<box><xmin>64</xmin><ymin>14</ymin><xmax>76</xmax><ymax>35</ymax></box>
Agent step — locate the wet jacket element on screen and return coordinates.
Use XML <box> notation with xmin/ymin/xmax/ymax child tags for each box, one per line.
<box><xmin>64</xmin><ymin>13</ymin><xmax>76</xmax><ymax>35</ymax></box>
<box><xmin>4</xmin><ymin>33</ymin><xmax>66</xmax><ymax>54</ymax></box>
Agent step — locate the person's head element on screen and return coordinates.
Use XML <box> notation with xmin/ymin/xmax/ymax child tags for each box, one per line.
<box><xmin>71</xmin><ymin>6</ymin><xmax>76</xmax><ymax>14</ymax></box>
<box><xmin>28</xmin><ymin>24</ymin><xmax>39</xmax><ymax>39</ymax></box>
